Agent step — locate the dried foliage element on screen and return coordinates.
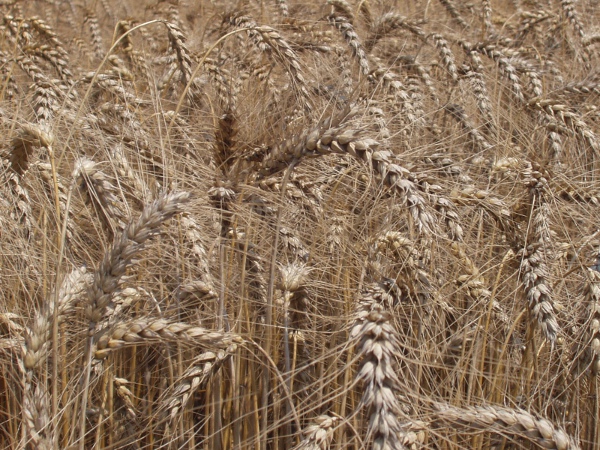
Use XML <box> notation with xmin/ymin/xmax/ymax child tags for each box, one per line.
<box><xmin>1</xmin><ymin>0</ymin><xmax>600</xmax><ymax>449</ymax></box>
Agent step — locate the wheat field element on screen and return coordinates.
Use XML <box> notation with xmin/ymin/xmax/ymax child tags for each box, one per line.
<box><xmin>1</xmin><ymin>0</ymin><xmax>600</xmax><ymax>448</ymax></box>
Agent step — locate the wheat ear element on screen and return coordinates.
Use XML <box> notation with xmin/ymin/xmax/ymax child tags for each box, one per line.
<box><xmin>20</xmin><ymin>267</ymin><xmax>89</xmax><ymax>450</ymax></box>
<box><xmin>434</xmin><ymin>402</ymin><xmax>580</xmax><ymax>450</ymax></box>
<box><xmin>445</xmin><ymin>103</ymin><xmax>493</xmax><ymax>151</ymax></box>
<box><xmin>22</xmin><ymin>382</ymin><xmax>51</xmax><ymax>450</ymax></box>
<box><xmin>84</xmin><ymin>10</ymin><xmax>104</xmax><ymax>59</ymax></box>
<box><xmin>93</xmin><ymin>318</ymin><xmax>242</xmax><ymax>359</ymax></box>
<box><xmin>365</xmin><ymin>13</ymin><xmax>425</xmax><ymax>52</ymax></box>
<box><xmin>584</xmin><ymin>268</ymin><xmax>600</xmax><ymax>374</ymax></box>
<box><xmin>258</xmin><ymin>111</ymin><xmax>435</xmax><ymax>233</ymax></box>
<box><xmin>23</xmin><ymin>267</ymin><xmax>89</xmax><ymax>370</ymax></box>
<box><xmin>160</xmin><ymin>345</ymin><xmax>238</xmax><ymax>428</ymax></box>
<box><xmin>462</xmin><ymin>58</ymin><xmax>495</xmax><ymax>131</ymax></box>
<box><xmin>351</xmin><ymin>280</ymin><xmax>416</xmax><ymax>450</ymax></box>
<box><xmin>464</xmin><ymin>41</ymin><xmax>525</xmax><ymax>104</ymax></box>
<box><xmin>85</xmin><ymin>192</ymin><xmax>190</xmax><ymax>328</ymax></box>
<box><xmin>431</xmin><ymin>33</ymin><xmax>458</xmax><ymax>82</ymax></box>
<box><xmin>437</xmin><ymin>0</ymin><xmax>469</xmax><ymax>28</ymax></box>
<box><xmin>327</xmin><ymin>13</ymin><xmax>370</xmax><ymax>75</ymax></box>
<box><xmin>368</xmin><ymin>58</ymin><xmax>418</xmax><ymax>127</ymax></box>
<box><xmin>164</xmin><ymin>21</ymin><xmax>202</xmax><ymax>104</ymax></box>
<box><xmin>560</xmin><ymin>0</ymin><xmax>585</xmax><ymax>39</ymax></box>
<box><xmin>0</xmin><ymin>50</ymin><xmax>19</xmax><ymax>99</ymax></box>
<box><xmin>294</xmin><ymin>415</ymin><xmax>337</xmax><ymax>450</ymax></box>
<box><xmin>520</xmin><ymin>173</ymin><xmax>559</xmax><ymax>342</ymax></box>
<box><xmin>227</xmin><ymin>14</ymin><xmax>310</xmax><ymax>104</ymax></box>
<box><xmin>74</xmin><ymin>157</ymin><xmax>127</xmax><ymax>236</ymax></box>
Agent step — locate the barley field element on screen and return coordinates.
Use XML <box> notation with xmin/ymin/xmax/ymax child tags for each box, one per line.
<box><xmin>1</xmin><ymin>0</ymin><xmax>600</xmax><ymax>448</ymax></box>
